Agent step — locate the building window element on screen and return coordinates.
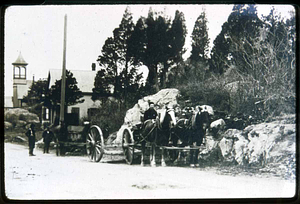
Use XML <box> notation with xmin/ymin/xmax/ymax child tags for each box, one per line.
<box><xmin>71</xmin><ymin>107</ymin><xmax>80</xmax><ymax>117</ymax></box>
<box><xmin>45</xmin><ymin>108</ymin><xmax>49</xmax><ymax>120</ymax></box>
<box><xmin>88</xmin><ymin>108</ymin><xmax>99</xmax><ymax>120</ymax></box>
<box><xmin>43</xmin><ymin>107</ymin><xmax>50</xmax><ymax>120</ymax></box>
<box><xmin>70</xmin><ymin>107</ymin><xmax>80</xmax><ymax>125</ymax></box>
<box><xmin>14</xmin><ymin>66</ymin><xmax>26</xmax><ymax>79</ymax></box>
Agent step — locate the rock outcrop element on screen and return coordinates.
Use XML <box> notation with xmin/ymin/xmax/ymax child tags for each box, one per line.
<box><xmin>200</xmin><ymin>114</ymin><xmax>296</xmax><ymax>178</ymax></box>
<box><xmin>5</xmin><ymin>108</ymin><xmax>40</xmax><ymax>129</ymax></box>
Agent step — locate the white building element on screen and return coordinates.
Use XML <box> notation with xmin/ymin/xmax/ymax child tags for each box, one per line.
<box><xmin>46</xmin><ymin>68</ymin><xmax>101</xmax><ymax>125</ymax></box>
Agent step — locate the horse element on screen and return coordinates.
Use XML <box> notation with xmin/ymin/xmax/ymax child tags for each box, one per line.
<box><xmin>140</xmin><ymin>106</ymin><xmax>177</xmax><ymax>167</ymax></box>
<box><xmin>170</xmin><ymin>106</ymin><xmax>211</xmax><ymax>166</ymax></box>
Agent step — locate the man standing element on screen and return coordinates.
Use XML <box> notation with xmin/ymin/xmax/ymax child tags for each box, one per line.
<box><xmin>25</xmin><ymin>123</ymin><xmax>36</xmax><ymax>156</ymax></box>
<box><xmin>42</xmin><ymin>127</ymin><xmax>54</xmax><ymax>154</ymax></box>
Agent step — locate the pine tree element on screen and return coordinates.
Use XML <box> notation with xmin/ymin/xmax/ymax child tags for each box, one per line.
<box><xmin>163</xmin><ymin>10</ymin><xmax>187</xmax><ymax>88</ymax></box>
<box><xmin>95</xmin><ymin>6</ymin><xmax>141</xmax><ymax>105</ymax></box>
<box><xmin>209</xmin><ymin>22</ymin><xmax>231</xmax><ymax>74</ymax></box>
<box><xmin>128</xmin><ymin>8</ymin><xmax>186</xmax><ymax>92</ymax></box>
<box><xmin>190</xmin><ymin>10</ymin><xmax>209</xmax><ymax>63</ymax></box>
<box><xmin>127</xmin><ymin>17</ymin><xmax>147</xmax><ymax>66</ymax></box>
<box><xmin>169</xmin><ymin>10</ymin><xmax>187</xmax><ymax>64</ymax></box>
<box><xmin>49</xmin><ymin>70</ymin><xmax>84</xmax><ymax>106</ymax></box>
<box><xmin>209</xmin><ymin>4</ymin><xmax>263</xmax><ymax>74</ymax></box>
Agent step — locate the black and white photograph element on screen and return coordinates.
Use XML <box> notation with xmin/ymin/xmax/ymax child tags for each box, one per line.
<box><xmin>3</xmin><ymin>3</ymin><xmax>296</xmax><ymax>201</ymax></box>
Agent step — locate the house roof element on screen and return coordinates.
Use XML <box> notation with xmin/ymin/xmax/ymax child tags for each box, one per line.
<box><xmin>48</xmin><ymin>69</ymin><xmax>97</xmax><ymax>93</ymax></box>
<box><xmin>12</xmin><ymin>52</ymin><xmax>28</xmax><ymax>66</ymax></box>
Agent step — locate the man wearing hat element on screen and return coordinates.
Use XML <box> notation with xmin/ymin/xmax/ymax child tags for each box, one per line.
<box><xmin>144</xmin><ymin>101</ymin><xmax>158</xmax><ymax>121</ymax></box>
<box><xmin>42</xmin><ymin>127</ymin><xmax>54</xmax><ymax>153</ymax></box>
<box><xmin>25</xmin><ymin>123</ymin><xmax>36</xmax><ymax>156</ymax></box>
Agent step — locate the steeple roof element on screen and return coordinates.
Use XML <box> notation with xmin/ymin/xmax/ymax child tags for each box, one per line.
<box><xmin>12</xmin><ymin>52</ymin><xmax>28</xmax><ymax>66</ymax></box>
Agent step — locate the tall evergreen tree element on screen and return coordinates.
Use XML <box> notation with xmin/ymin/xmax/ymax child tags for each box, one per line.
<box><xmin>169</xmin><ymin>10</ymin><xmax>187</xmax><ymax>65</ymax></box>
<box><xmin>162</xmin><ymin>10</ymin><xmax>187</xmax><ymax>88</ymax></box>
<box><xmin>209</xmin><ymin>4</ymin><xmax>263</xmax><ymax>74</ymax></box>
<box><xmin>95</xmin><ymin>6</ymin><xmax>141</xmax><ymax>105</ymax></box>
<box><xmin>128</xmin><ymin>8</ymin><xmax>186</xmax><ymax>92</ymax></box>
<box><xmin>144</xmin><ymin>9</ymin><xmax>169</xmax><ymax>92</ymax></box>
<box><xmin>91</xmin><ymin>69</ymin><xmax>112</xmax><ymax>102</ymax></box>
<box><xmin>209</xmin><ymin>22</ymin><xmax>231</xmax><ymax>74</ymax></box>
<box><xmin>190</xmin><ymin>10</ymin><xmax>210</xmax><ymax>63</ymax></box>
<box><xmin>127</xmin><ymin>17</ymin><xmax>147</xmax><ymax>66</ymax></box>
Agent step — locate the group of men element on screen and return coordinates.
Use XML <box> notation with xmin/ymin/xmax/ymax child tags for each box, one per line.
<box><xmin>25</xmin><ymin>124</ymin><xmax>54</xmax><ymax>156</ymax></box>
<box><xmin>25</xmin><ymin>101</ymin><xmax>195</xmax><ymax>156</ymax></box>
<box><xmin>143</xmin><ymin>100</ymin><xmax>196</xmax><ymax>122</ymax></box>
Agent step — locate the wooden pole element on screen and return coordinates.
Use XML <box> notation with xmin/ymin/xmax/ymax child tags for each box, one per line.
<box><xmin>60</xmin><ymin>14</ymin><xmax>67</xmax><ymax>125</ymax></box>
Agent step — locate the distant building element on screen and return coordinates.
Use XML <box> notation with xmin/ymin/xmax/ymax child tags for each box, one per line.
<box><xmin>11</xmin><ymin>53</ymin><xmax>33</xmax><ymax>108</ymax></box>
<box><xmin>46</xmin><ymin>68</ymin><xmax>101</xmax><ymax>125</ymax></box>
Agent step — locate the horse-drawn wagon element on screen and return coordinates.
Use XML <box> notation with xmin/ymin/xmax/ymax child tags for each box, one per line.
<box><xmin>121</xmin><ymin>106</ymin><xmax>177</xmax><ymax>166</ymax></box>
<box><xmin>120</xmin><ymin>104</ymin><xmax>214</xmax><ymax>167</ymax></box>
<box><xmin>54</xmin><ymin>122</ymin><xmax>89</xmax><ymax>156</ymax></box>
<box><xmin>53</xmin><ymin>104</ymin><xmax>213</xmax><ymax>167</ymax></box>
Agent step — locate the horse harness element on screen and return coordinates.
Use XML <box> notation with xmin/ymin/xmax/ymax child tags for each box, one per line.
<box><xmin>138</xmin><ymin>119</ymin><xmax>158</xmax><ymax>143</ymax></box>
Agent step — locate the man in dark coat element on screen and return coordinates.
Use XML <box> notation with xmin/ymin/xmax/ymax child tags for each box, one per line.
<box><xmin>25</xmin><ymin>123</ymin><xmax>36</xmax><ymax>156</ymax></box>
<box><xmin>42</xmin><ymin>127</ymin><xmax>54</xmax><ymax>153</ymax></box>
<box><xmin>144</xmin><ymin>102</ymin><xmax>158</xmax><ymax>121</ymax></box>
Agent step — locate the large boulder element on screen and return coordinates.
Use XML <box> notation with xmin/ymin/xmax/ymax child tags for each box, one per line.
<box><xmin>5</xmin><ymin>108</ymin><xmax>28</xmax><ymax>121</ymax></box>
<box><xmin>199</xmin><ymin>135</ymin><xmax>223</xmax><ymax>165</ymax></box>
<box><xmin>114</xmin><ymin>88</ymin><xmax>180</xmax><ymax>144</ymax></box>
<box><xmin>209</xmin><ymin>119</ymin><xmax>226</xmax><ymax>138</ymax></box>
<box><xmin>5</xmin><ymin>108</ymin><xmax>40</xmax><ymax>128</ymax></box>
<box><xmin>200</xmin><ymin>115</ymin><xmax>296</xmax><ymax>175</ymax></box>
<box><xmin>218</xmin><ymin>129</ymin><xmax>241</xmax><ymax>163</ymax></box>
<box><xmin>19</xmin><ymin>112</ymin><xmax>40</xmax><ymax>123</ymax></box>
<box><xmin>210</xmin><ymin>118</ymin><xmax>226</xmax><ymax>130</ymax></box>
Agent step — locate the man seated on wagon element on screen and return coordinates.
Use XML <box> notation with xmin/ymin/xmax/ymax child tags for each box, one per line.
<box><xmin>143</xmin><ymin>101</ymin><xmax>158</xmax><ymax>122</ymax></box>
<box><xmin>181</xmin><ymin>100</ymin><xmax>194</xmax><ymax>119</ymax></box>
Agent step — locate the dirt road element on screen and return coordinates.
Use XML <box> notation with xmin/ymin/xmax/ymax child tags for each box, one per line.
<box><xmin>4</xmin><ymin>142</ymin><xmax>296</xmax><ymax>200</ymax></box>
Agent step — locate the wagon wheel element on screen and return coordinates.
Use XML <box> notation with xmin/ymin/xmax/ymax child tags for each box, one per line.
<box><xmin>86</xmin><ymin>125</ymin><xmax>105</xmax><ymax>162</ymax></box>
<box><xmin>122</xmin><ymin>129</ymin><xmax>135</xmax><ymax>165</ymax></box>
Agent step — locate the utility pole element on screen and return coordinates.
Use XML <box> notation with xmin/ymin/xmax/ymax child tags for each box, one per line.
<box><xmin>60</xmin><ymin>14</ymin><xmax>67</xmax><ymax>126</ymax></box>
<box><xmin>57</xmin><ymin>14</ymin><xmax>68</xmax><ymax>155</ymax></box>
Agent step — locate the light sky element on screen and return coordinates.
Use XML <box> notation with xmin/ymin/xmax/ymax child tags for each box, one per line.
<box><xmin>4</xmin><ymin>4</ymin><xmax>294</xmax><ymax>97</ymax></box>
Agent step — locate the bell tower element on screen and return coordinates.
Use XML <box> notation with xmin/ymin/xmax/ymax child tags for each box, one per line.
<box><xmin>12</xmin><ymin>52</ymin><xmax>28</xmax><ymax>107</ymax></box>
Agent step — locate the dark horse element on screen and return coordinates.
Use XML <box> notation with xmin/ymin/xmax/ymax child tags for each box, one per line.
<box><xmin>141</xmin><ymin>106</ymin><xmax>177</xmax><ymax>167</ymax></box>
<box><xmin>171</xmin><ymin>106</ymin><xmax>210</xmax><ymax>166</ymax></box>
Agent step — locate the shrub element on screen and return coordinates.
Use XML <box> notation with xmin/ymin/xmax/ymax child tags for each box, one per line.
<box><xmin>177</xmin><ymin>75</ymin><xmax>230</xmax><ymax>115</ymax></box>
<box><xmin>90</xmin><ymin>100</ymin><xmax>127</xmax><ymax>138</ymax></box>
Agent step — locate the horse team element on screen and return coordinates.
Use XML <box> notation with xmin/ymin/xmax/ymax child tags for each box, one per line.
<box><xmin>139</xmin><ymin>104</ymin><xmax>212</xmax><ymax>167</ymax></box>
